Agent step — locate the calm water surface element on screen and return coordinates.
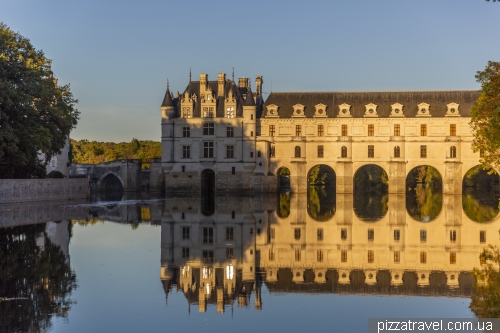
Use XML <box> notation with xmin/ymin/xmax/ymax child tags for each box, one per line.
<box><xmin>1</xmin><ymin>188</ymin><xmax>499</xmax><ymax>333</ymax></box>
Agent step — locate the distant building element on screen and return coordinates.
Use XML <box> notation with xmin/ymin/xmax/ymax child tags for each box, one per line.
<box><xmin>39</xmin><ymin>137</ymin><xmax>70</xmax><ymax>177</ymax></box>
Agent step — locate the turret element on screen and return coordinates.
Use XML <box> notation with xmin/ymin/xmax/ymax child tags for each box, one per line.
<box><xmin>255</xmin><ymin>76</ymin><xmax>263</xmax><ymax>97</ymax></box>
<box><xmin>161</xmin><ymin>81</ymin><xmax>175</xmax><ymax>123</ymax></box>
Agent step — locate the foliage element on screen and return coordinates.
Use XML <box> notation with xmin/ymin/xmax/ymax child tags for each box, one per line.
<box><xmin>0</xmin><ymin>23</ymin><xmax>79</xmax><ymax>178</ymax></box>
<box><xmin>278</xmin><ymin>191</ymin><xmax>291</xmax><ymax>218</ymax></box>
<box><xmin>470</xmin><ymin>61</ymin><xmax>500</xmax><ymax>170</ymax></box>
<box><xmin>406</xmin><ymin>165</ymin><xmax>442</xmax><ymax>190</ymax></box>
<box><xmin>406</xmin><ymin>185</ymin><xmax>443</xmax><ymax>222</ymax></box>
<box><xmin>353</xmin><ymin>191</ymin><xmax>388</xmax><ymax>221</ymax></box>
<box><xmin>71</xmin><ymin>138</ymin><xmax>161</xmax><ymax>169</ymax></box>
<box><xmin>308</xmin><ymin>165</ymin><xmax>336</xmax><ymax>185</ymax></box>
<box><xmin>462</xmin><ymin>189</ymin><xmax>499</xmax><ymax>223</ymax></box>
<box><xmin>278</xmin><ymin>167</ymin><xmax>290</xmax><ymax>176</ymax></box>
<box><xmin>307</xmin><ymin>186</ymin><xmax>336</xmax><ymax>221</ymax></box>
<box><xmin>463</xmin><ymin>165</ymin><xmax>499</xmax><ymax>189</ymax></box>
<box><xmin>354</xmin><ymin>165</ymin><xmax>388</xmax><ymax>192</ymax></box>
<box><xmin>470</xmin><ymin>245</ymin><xmax>500</xmax><ymax>318</ymax></box>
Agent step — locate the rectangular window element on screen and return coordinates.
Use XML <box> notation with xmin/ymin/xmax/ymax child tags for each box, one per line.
<box><xmin>182</xmin><ymin>126</ymin><xmax>190</xmax><ymax>138</ymax></box>
<box><xmin>203</xmin><ymin>250</ymin><xmax>214</xmax><ymax>262</ymax></box>
<box><xmin>203</xmin><ymin>141</ymin><xmax>214</xmax><ymax>158</ymax></box>
<box><xmin>269</xmin><ymin>125</ymin><xmax>275</xmax><ymax>137</ymax></box>
<box><xmin>182</xmin><ymin>146</ymin><xmax>191</xmax><ymax>159</ymax></box>
<box><xmin>317</xmin><ymin>250</ymin><xmax>324</xmax><ymax>262</ymax></box>
<box><xmin>250</xmin><ymin>152</ymin><xmax>254</xmax><ymax>158</ymax></box>
<box><xmin>269</xmin><ymin>228</ymin><xmax>275</xmax><ymax>241</ymax></box>
<box><xmin>318</xmin><ymin>125</ymin><xmax>324</xmax><ymax>137</ymax></box>
<box><xmin>226</xmin><ymin>145</ymin><xmax>234</xmax><ymax>159</ymax></box>
<box><xmin>257</xmin><ymin>151</ymin><xmax>261</xmax><ymax>157</ymax></box>
<box><xmin>450</xmin><ymin>252</ymin><xmax>456</xmax><ymax>264</ymax></box>
<box><xmin>421</xmin><ymin>124</ymin><xmax>427</xmax><ymax>136</ymax></box>
<box><xmin>368</xmin><ymin>145</ymin><xmax>374</xmax><ymax>158</ymax></box>
<box><xmin>420</xmin><ymin>252</ymin><xmax>427</xmax><ymax>264</ymax></box>
<box><xmin>341</xmin><ymin>228</ymin><xmax>347</xmax><ymax>240</ymax></box>
<box><xmin>231</xmin><ymin>211</ymin><xmax>235</xmax><ymax>219</ymax></box>
<box><xmin>368</xmin><ymin>229</ymin><xmax>374</xmax><ymax>241</ymax></box>
<box><xmin>394</xmin><ymin>251</ymin><xmax>400</xmax><ymax>263</ymax></box>
<box><xmin>368</xmin><ymin>124</ymin><xmax>374</xmax><ymax>136</ymax></box>
<box><xmin>420</xmin><ymin>145</ymin><xmax>427</xmax><ymax>158</ymax></box>
<box><xmin>341</xmin><ymin>124</ymin><xmax>348</xmax><ymax>136</ymax></box>
<box><xmin>251</xmin><ymin>131</ymin><xmax>253</xmax><ymax>137</ymax></box>
<box><xmin>182</xmin><ymin>227</ymin><xmax>190</xmax><ymax>240</ymax></box>
<box><xmin>341</xmin><ymin>250</ymin><xmax>347</xmax><ymax>262</ymax></box>
<box><xmin>480</xmin><ymin>231</ymin><xmax>486</xmax><ymax>243</ymax></box>
<box><xmin>294</xmin><ymin>228</ymin><xmax>301</xmax><ymax>240</ymax></box>
<box><xmin>317</xmin><ymin>145</ymin><xmax>324</xmax><ymax>158</ymax></box>
<box><xmin>394</xmin><ymin>230</ymin><xmax>400</xmax><ymax>241</ymax></box>
<box><xmin>269</xmin><ymin>249</ymin><xmax>275</xmax><ymax>261</ymax></box>
<box><xmin>202</xmin><ymin>227</ymin><xmax>213</xmax><ymax>244</ymax></box>
<box><xmin>394</xmin><ymin>124</ymin><xmax>400</xmax><ymax>136</ymax></box>
<box><xmin>226</xmin><ymin>248</ymin><xmax>234</xmax><ymax>259</ymax></box>
<box><xmin>226</xmin><ymin>227</ymin><xmax>234</xmax><ymax>241</ymax></box>
<box><xmin>450</xmin><ymin>124</ymin><xmax>456</xmax><ymax>136</ymax></box>
<box><xmin>203</xmin><ymin>123</ymin><xmax>214</xmax><ymax>135</ymax></box>
<box><xmin>450</xmin><ymin>230</ymin><xmax>457</xmax><ymax>242</ymax></box>
<box><xmin>232</xmin><ymin>167</ymin><xmax>235</xmax><ymax>175</ymax></box>
<box><xmin>182</xmin><ymin>247</ymin><xmax>190</xmax><ymax>258</ymax></box>
<box><xmin>296</xmin><ymin>125</ymin><xmax>302</xmax><ymax>136</ymax></box>
<box><xmin>368</xmin><ymin>250</ymin><xmax>374</xmax><ymax>263</ymax></box>
<box><xmin>420</xmin><ymin>230</ymin><xmax>427</xmax><ymax>242</ymax></box>
<box><xmin>270</xmin><ymin>145</ymin><xmax>275</xmax><ymax>158</ymax></box>
<box><xmin>295</xmin><ymin>249</ymin><xmax>301</xmax><ymax>261</ymax></box>
<box><xmin>227</xmin><ymin>126</ymin><xmax>234</xmax><ymax>137</ymax></box>
<box><xmin>317</xmin><ymin>228</ymin><xmax>324</xmax><ymax>241</ymax></box>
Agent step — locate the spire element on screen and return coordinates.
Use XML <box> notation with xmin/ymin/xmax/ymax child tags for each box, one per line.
<box><xmin>189</xmin><ymin>68</ymin><xmax>192</xmax><ymax>82</ymax></box>
<box><xmin>232</xmin><ymin>67</ymin><xmax>234</xmax><ymax>81</ymax></box>
<box><xmin>161</xmin><ymin>80</ymin><xmax>174</xmax><ymax>107</ymax></box>
<box><xmin>244</xmin><ymin>87</ymin><xmax>256</xmax><ymax>106</ymax></box>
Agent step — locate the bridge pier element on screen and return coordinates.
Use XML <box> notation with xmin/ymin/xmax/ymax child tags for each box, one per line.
<box><xmin>290</xmin><ymin>161</ymin><xmax>307</xmax><ymax>193</ymax></box>
<box><xmin>336</xmin><ymin>161</ymin><xmax>353</xmax><ymax>194</ymax></box>
<box><xmin>443</xmin><ymin>161</ymin><xmax>462</xmax><ymax>194</ymax></box>
<box><xmin>388</xmin><ymin>161</ymin><xmax>406</xmax><ymax>193</ymax></box>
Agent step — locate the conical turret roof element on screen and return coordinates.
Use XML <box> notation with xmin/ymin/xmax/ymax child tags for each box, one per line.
<box><xmin>161</xmin><ymin>87</ymin><xmax>174</xmax><ymax>107</ymax></box>
<box><xmin>244</xmin><ymin>89</ymin><xmax>256</xmax><ymax>106</ymax></box>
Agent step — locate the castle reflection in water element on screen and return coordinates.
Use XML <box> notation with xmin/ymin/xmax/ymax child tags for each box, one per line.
<box><xmin>159</xmin><ymin>192</ymin><xmax>499</xmax><ymax>313</ymax></box>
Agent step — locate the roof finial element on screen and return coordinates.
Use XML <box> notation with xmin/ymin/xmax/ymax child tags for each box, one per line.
<box><xmin>167</xmin><ymin>79</ymin><xmax>169</xmax><ymax>90</ymax></box>
<box><xmin>232</xmin><ymin>67</ymin><xmax>234</xmax><ymax>81</ymax></box>
<box><xmin>189</xmin><ymin>68</ymin><xmax>192</xmax><ymax>82</ymax></box>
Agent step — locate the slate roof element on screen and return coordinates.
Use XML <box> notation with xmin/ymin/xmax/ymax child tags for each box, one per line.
<box><xmin>161</xmin><ymin>88</ymin><xmax>174</xmax><ymax>107</ymax></box>
<box><xmin>263</xmin><ymin>90</ymin><xmax>480</xmax><ymax>118</ymax></box>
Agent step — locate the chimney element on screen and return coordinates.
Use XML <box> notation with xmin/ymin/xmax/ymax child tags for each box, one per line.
<box><xmin>200</xmin><ymin>74</ymin><xmax>208</xmax><ymax>90</ymax></box>
<box><xmin>218</xmin><ymin>73</ymin><xmax>225</xmax><ymax>97</ymax></box>
<box><xmin>238</xmin><ymin>77</ymin><xmax>249</xmax><ymax>88</ymax></box>
<box><xmin>255</xmin><ymin>76</ymin><xmax>263</xmax><ymax>96</ymax></box>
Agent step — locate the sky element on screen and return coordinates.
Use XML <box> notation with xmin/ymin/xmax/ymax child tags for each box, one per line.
<box><xmin>2</xmin><ymin>0</ymin><xmax>500</xmax><ymax>142</ymax></box>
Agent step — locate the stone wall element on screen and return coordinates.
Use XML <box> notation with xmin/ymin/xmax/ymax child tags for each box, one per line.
<box><xmin>0</xmin><ymin>178</ymin><xmax>90</xmax><ymax>203</ymax></box>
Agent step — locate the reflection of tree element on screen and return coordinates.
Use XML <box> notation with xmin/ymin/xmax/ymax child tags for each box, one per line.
<box><xmin>354</xmin><ymin>165</ymin><xmax>388</xmax><ymax>192</ymax></box>
<box><xmin>462</xmin><ymin>189</ymin><xmax>499</xmax><ymax>223</ymax></box>
<box><xmin>406</xmin><ymin>185</ymin><xmax>443</xmax><ymax>222</ymax></box>
<box><xmin>278</xmin><ymin>192</ymin><xmax>291</xmax><ymax>218</ymax></box>
<box><xmin>353</xmin><ymin>192</ymin><xmax>388</xmax><ymax>222</ymax></box>
<box><xmin>0</xmin><ymin>224</ymin><xmax>77</xmax><ymax>332</ymax></box>
<box><xmin>307</xmin><ymin>186</ymin><xmax>336</xmax><ymax>221</ymax></box>
<box><xmin>470</xmin><ymin>245</ymin><xmax>500</xmax><ymax>318</ymax></box>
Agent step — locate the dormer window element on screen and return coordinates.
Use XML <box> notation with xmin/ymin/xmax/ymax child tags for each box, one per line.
<box><xmin>314</xmin><ymin>103</ymin><xmax>327</xmax><ymax>118</ymax></box>
<box><xmin>292</xmin><ymin>104</ymin><xmax>305</xmax><ymax>117</ymax></box>
<box><xmin>338</xmin><ymin>103</ymin><xmax>352</xmax><ymax>117</ymax></box>
<box><xmin>182</xmin><ymin>107</ymin><xmax>191</xmax><ymax>118</ymax></box>
<box><xmin>266</xmin><ymin>104</ymin><xmax>279</xmax><ymax>118</ymax></box>
<box><xmin>390</xmin><ymin>103</ymin><xmax>404</xmax><ymax>117</ymax></box>
<box><xmin>446</xmin><ymin>103</ymin><xmax>460</xmax><ymax>117</ymax></box>
<box><xmin>203</xmin><ymin>107</ymin><xmax>214</xmax><ymax>118</ymax></box>
<box><xmin>417</xmin><ymin>103</ymin><xmax>431</xmax><ymax>117</ymax></box>
<box><xmin>364</xmin><ymin>103</ymin><xmax>378</xmax><ymax>117</ymax></box>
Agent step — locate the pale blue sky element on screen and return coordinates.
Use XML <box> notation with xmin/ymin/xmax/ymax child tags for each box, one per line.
<box><xmin>2</xmin><ymin>0</ymin><xmax>499</xmax><ymax>142</ymax></box>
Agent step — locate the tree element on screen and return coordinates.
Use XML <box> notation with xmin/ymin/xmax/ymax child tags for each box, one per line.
<box><xmin>470</xmin><ymin>61</ymin><xmax>500</xmax><ymax>170</ymax></box>
<box><xmin>0</xmin><ymin>23</ymin><xmax>79</xmax><ymax>178</ymax></box>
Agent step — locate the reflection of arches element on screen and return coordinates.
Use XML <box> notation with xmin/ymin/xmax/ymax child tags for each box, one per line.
<box><xmin>201</xmin><ymin>169</ymin><xmax>215</xmax><ymax>193</ymax></box>
<box><xmin>277</xmin><ymin>167</ymin><xmax>291</xmax><ymax>188</ymax></box>
<box><xmin>307</xmin><ymin>186</ymin><xmax>335</xmax><ymax>221</ymax></box>
<box><xmin>277</xmin><ymin>191</ymin><xmax>291</xmax><ymax>218</ymax></box>
<box><xmin>406</xmin><ymin>186</ymin><xmax>442</xmax><ymax>222</ymax></box>
<box><xmin>294</xmin><ymin>146</ymin><xmax>301</xmax><ymax>158</ymax></box>
<box><xmin>353</xmin><ymin>192</ymin><xmax>388</xmax><ymax>222</ymax></box>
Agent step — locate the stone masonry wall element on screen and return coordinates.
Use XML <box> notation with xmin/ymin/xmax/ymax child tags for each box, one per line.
<box><xmin>0</xmin><ymin>178</ymin><xmax>90</xmax><ymax>203</ymax></box>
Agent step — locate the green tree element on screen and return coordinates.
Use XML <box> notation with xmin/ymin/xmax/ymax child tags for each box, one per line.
<box><xmin>0</xmin><ymin>23</ymin><xmax>79</xmax><ymax>178</ymax></box>
<box><xmin>470</xmin><ymin>245</ymin><xmax>500</xmax><ymax>318</ymax></box>
<box><xmin>470</xmin><ymin>61</ymin><xmax>500</xmax><ymax>170</ymax></box>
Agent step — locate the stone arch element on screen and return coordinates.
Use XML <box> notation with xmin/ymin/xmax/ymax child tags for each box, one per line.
<box><xmin>353</xmin><ymin>163</ymin><xmax>388</xmax><ymax>192</ymax></box>
<box><xmin>307</xmin><ymin>164</ymin><xmax>336</xmax><ymax>221</ymax></box>
<box><xmin>201</xmin><ymin>169</ymin><xmax>215</xmax><ymax>193</ymax></box>
<box><xmin>405</xmin><ymin>165</ymin><xmax>443</xmax><ymax>222</ymax></box>
<box><xmin>462</xmin><ymin>164</ymin><xmax>500</xmax><ymax>223</ymax></box>
<box><xmin>277</xmin><ymin>166</ymin><xmax>291</xmax><ymax>189</ymax></box>
<box><xmin>97</xmin><ymin>171</ymin><xmax>124</xmax><ymax>192</ymax></box>
<box><xmin>352</xmin><ymin>164</ymin><xmax>389</xmax><ymax>222</ymax></box>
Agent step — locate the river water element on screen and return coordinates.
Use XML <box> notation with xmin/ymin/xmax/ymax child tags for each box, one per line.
<box><xmin>1</xmin><ymin>187</ymin><xmax>499</xmax><ymax>332</ymax></box>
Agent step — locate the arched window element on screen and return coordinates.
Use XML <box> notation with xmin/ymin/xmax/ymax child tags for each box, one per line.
<box><xmin>341</xmin><ymin>146</ymin><xmax>347</xmax><ymax>158</ymax></box>
<box><xmin>450</xmin><ymin>146</ymin><xmax>456</xmax><ymax>158</ymax></box>
<box><xmin>394</xmin><ymin>146</ymin><xmax>400</xmax><ymax>158</ymax></box>
<box><xmin>294</xmin><ymin>146</ymin><xmax>301</xmax><ymax>158</ymax></box>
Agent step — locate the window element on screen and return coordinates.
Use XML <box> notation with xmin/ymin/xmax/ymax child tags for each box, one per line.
<box><xmin>182</xmin><ymin>108</ymin><xmax>191</xmax><ymax>118</ymax></box>
<box><xmin>341</xmin><ymin>146</ymin><xmax>347</xmax><ymax>158</ymax></box>
<box><xmin>182</xmin><ymin>247</ymin><xmax>190</xmax><ymax>258</ymax></box>
<box><xmin>182</xmin><ymin>146</ymin><xmax>191</xmax><ymax>159</ymax></box>
<box><xmin>450</xmin><ymin>252</ymin><xmax>456</xmax><ymax>264</ymax></box>
<box><xmin>394</xmin><ymin>251</ymin><xmax>400</xmax><ymax>263</ymax></box>
<box><xmin>226</xmin><ymin>227</ymin><xmax>234</xmax><ymax>241</ymax></box>
<box><xmin>341</xmin><ymin>124</ymin><xmax>347</xmax><ymax>136</ymax></box>
<box><xmin>450</xmin><ymin>124</ymin><xmax>456</xmax><ymax>136</ymax></box>
<box><xmin>232</xmin><ymin>167</ymin><xmax>235</xmax><ymax>175</ymax></box>
<box><xmin>203</xmin><ymin>141</ymin><xmax>214</xmax><ymax>158</ymax></box>
<box><xmin>227</xmin><ymin>127</ymin><xmax>234</xmax><ymax>137</ymax></box>
<box><xmin>203</xmin><ymin>123</ymin><xmax>214</xmax><ymax>135</ymax></box>
<box><xmin>182</xmin><ymin>126</ymin><xmax>190</xmax><ymax>137</ymax></box>
<box><xmin>341</xmin><ymin>250</ymin><xmax>347</xmax><ymax>262</ymax></box>
<box><xmin>181</xmin><ymin>166</ymin><xmax>185</xmax><ymax>173</ymax></box>
<box><xmin>226</xmin><ymin>145</ymin><xmax>234</xmax><ymax>159</ymax></box>
<box><xmin>420</xmin><ymin>230</ymin><xmax>427</xmax><ymax>242</ymax></box>
<box><xmin>420</xmin><ymin>124</ymin><xmax>427</xmax><ymax>136</ymax></box>
<box><xmin>226</xmin><ymin>108</ymin><xmax>235</xmax><ymax>118</ymax></box>
<box><xmin>368</xmin><ymin>229</ymin><xmax>374</xmax><ymax>241</ymax></box>
<box><xmin>394</xmin><ymin>146</ymin><xmax>400</xmax><ymax>158</ymax></box>
<box><xmin>341</xmin><ymin>228</ymin><xmax>347</xmax><ymax>240</ymax></box>
<box><xmin>317</xmin><ymin>228</ymin><xmax>324</xmax><ymax>241</ymax></box>
<box><xmin>420</xmin><ymin>252</ymin><xmax>427</xmax><ymax>264</ymax></box>
<box><xmin>251</xmin><ymin>131</ymin><xmax>254</xmax><ymax>137</ymax></box>
<box><xmin>368</xmin><ymin>145</ymin><xmax>374</xmax><ymax>158</ymax></box>
<box><xmin>394</xmin><ymin>230</ymin><xmax>400</xmax><ymax>241</ymax></box>
<box><xmin>182</xmin><ymin>227</ymin><xmax>190</xmax><ymax>240</ymax></box>
<box><xmin>317</xmin><ymin>145</ymin><xmax>324</xmax><ymax>158</ymax></box>
<box><xmin>450</xmin><ymin>230</ymin><xmax>456</xmax><ymax>243</ymax></box>
<box><xmin>269</xmin><ymin>249</ymin><xmax>275</xmax><ymax>261</ymax></box>
<box><xmin>269</xmin><ymin>125</ymin><xmax>275</xmax><ymax>137</ymax></box>
<box><xmin>450</xmin><ymin>146</ymin><xmax>456</xmax><ymax>158</ymax></box>
<box><xmin>295</xmin><ymin>249</ymin><xmax>301</xmax><ymax>261</ymax></box>
<box><xmin>318</xmin><ymin>125</ymin><xmax>324</xmax><ymax>137</ymax></box>
<box><xmin>480</xmin><ymin>231</ymin><xmax>486</xmax><ymax>243</ymax></box>
<box><xmin>294</xmin><ymin>228</ymin><xmax>301</xmax><ymax>240</ymax></box>
<box><xmin>296</xmin><ymin>125</ymin><xmax>302</xmax><ymax>136</ymax></box>
<box><xmin>317</xmin><ymin>250</ymin><xmax>324</xmax><ymax>262</ymax></box>
<box><xmin>251</xmin><ymin>114</ymin><xmax>253</xmax><ymax>120</ymax></box>
<box><xmin>420</xmin><ymin>145</ymin><xmax>427</xmax><ymax>158</ymax></box>
<box><xmin>250</xmin><ymin>228</ymin><xmax>254</xmax><ymax>234</ymax></box>
<box><xmin>202</xmin><ymin>227</ymin><xmax>213</xmax><ymax>244</ymax></box>
<box><xmin>203</xmin><ymin>250</ymin><xmax>214</xmax><ymax>262</ymax></box>
<box><xmin>368</xmin><ymin>124</ymin><xmax>374</xmax><ymax>136</ymax></box>
<box><xmin>231</xmin><ymin>211</ymin><xmax>235</xmax><ymax>219</ymax></box>
<box><xmin>394</xmin><ymin>124</ymin><xmax>400</xmax><ymax>136</ymax></box>
<box><xmin>257</xmin><ymin>151</ymin><xmax>261</xmax><ymax>157</ymax></box>
<box><xmin>294</xmin><ymin>146</ymin><xmax>301</xmax><ymax>158</ymax></box>
<box><xmin>203</xmin><ymin>107</ymin><xmax>214</xmax><ymax>118</ymax></box>
<box><xmin>368</xmin><ymin>250</ymin><xmax>374</xmax><ymax>263</ymax></box>
<box><xmin>270</xmin><ymin>144</ymin><xmax>275</xmax><ymax>158</ymax></box>
<box><xmin>226</xmin><ymin>248</ymin><xmax>234</xmax><ymax>259</ymax></box>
